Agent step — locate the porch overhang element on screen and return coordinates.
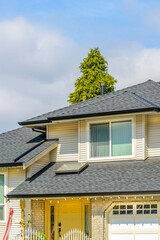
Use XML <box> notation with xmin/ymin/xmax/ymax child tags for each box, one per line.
<box><xmin>6</xmin><ymin>192</ymin><xmax>160</xmax><ymax>200</ymax></box>
<box><xmin>7</xmin><ymin>157</ymin><xmax>160</xmax><ymax>200</ymax></box>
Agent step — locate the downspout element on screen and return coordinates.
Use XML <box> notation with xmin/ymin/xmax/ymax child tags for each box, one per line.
<box><xmin>32</xmin><ymin>128</ymin><xmax>46</xmax><ymax>134</ymax></box>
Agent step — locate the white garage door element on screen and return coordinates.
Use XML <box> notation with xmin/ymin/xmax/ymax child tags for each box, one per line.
<box><xmin>109</xmin><ymin>203</ymin><xmax>158</xmax><ymax>240</ymax></box>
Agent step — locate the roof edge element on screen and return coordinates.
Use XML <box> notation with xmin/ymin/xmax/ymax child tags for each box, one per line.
<box><xmin>0</xmin><ymin>162</ymin><xmax>23</xmax><ymax>167</ymax></box>
<box><xmin>23</xmin><ymin>140</ymin><xmax>58</xmax><ymax>169</ymax></box>
<box><xmin>7</xmin><ymin>190</ymin><xmax>160</xmax><ymax>199</ymax></box>
<box><xmin>18</xmin><ymin>119</ymin><xmax>51</xmax><ymax>126</ymax></box>
<box><xmin>19</xmin><ymin>107</ymin><xmax>160</xmax><ymax>126</ymax></box>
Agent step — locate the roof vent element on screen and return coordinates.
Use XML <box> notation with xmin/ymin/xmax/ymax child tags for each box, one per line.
<box><xmin>100</xmin><ymin>83</ymin><xmax>105</xmax><ymax>95</ymax></box>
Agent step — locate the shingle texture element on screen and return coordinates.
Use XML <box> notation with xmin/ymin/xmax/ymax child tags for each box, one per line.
<box><xmin>0</xmin><ymin>128</ymin><xmax>57</xmax><ymax>165</ymax></box>
<box><xmin>17</xmin><ymin>139</ymin><xmax>57</xmax><ymax>164</ymax></box>
<box><xmin>19</xmin><ymin>80</ymin><xmax>160</xmax><ymax>125</ymax></box>
<box><xmin>0</xmin><ymin>128</ymin><xmax>45</xmax><ymax>165</ymax></box>
<box><xmin>7</xmin><ymin>157</ymin><xmax>160</xmax><ymax>198</ymax></box>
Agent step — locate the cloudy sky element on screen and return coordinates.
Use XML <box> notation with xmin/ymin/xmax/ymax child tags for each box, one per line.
<box><xmin>0</xmin><ymin>0</ymin><xmax>160</xmax><ymax>132</ymax></box>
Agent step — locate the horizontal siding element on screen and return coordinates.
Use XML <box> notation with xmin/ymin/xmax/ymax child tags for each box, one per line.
<box><xmin>148</xmin><ymin>115</ymin><xmax>160</xmax><ymax>157</ymax></box>
<box><xmin>79</xmin><ymin>120</ymin><xmax>87</xmax><ymax>162</ymax></box>
<box><xmin>48</xmin><ymin>122</ymin><xmax>78</xmax><ymax>162</ymax></box>
<box><xmin>30</xmin><ymin>153</ymin><xmax>50</xmax><ymax>177</ymax></box>
<box><xmin>145</xmin><ymin>115</ymin><xmax>148</xmax><ymax>158</ymax></box>
<box><xmin>136</xmin><ymin>115</ymin><xmax>144</xmax><ymax>160</ymax></box>
<box><xmin>0</xmin><ymin>167</ymin><xmax>25</xmax><ymax>240</ymax></box>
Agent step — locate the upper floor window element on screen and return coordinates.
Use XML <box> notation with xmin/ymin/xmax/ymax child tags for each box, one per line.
<box><xmin>90</xmin><ymin>120</ymin><xmax>133</xmax><ymax>158</ymax></box>
<box><xmin>0</xmin><ymin>174</ymin><xmax>5</xmax><ymax>221</ymax></box>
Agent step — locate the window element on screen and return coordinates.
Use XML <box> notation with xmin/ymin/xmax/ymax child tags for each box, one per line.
<box><xmin>90</xmin><ymin>123</ymin><xmax>109</xmax><ymax>158</ymax></box>
<box><xmin>0</xmin><ymin>174</ymin><xmax>5</xmax><ymax>221</ymax></box>
<box><xmin>90</xmin><ymin>120</ymin><xmax>132</xmax><ymax>158</ymax></box>
<box><xmin>136</xmin><ymin>204</ymin><xmax>158</xmax><ymax>215</ymax></box>
<box><xmin>113</xmin><ymin>205</ymin><xmax>133</xmax><ymax>215</ymax></box>
<box><xmin>85</xmin><ymin>205</ymin><xmax>89</xmax><ymax>236</ymax></box>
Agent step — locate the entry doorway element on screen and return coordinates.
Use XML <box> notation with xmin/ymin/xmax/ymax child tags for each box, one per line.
<box><xmin>45</xmin><ymin>198</ymin><xmax>90</xmax><ymax>240</ymax></box>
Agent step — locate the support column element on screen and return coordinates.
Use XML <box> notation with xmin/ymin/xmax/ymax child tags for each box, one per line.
<box><xmin>20</xmin><ymin>200</ymin><xmax>25</xmax><ymax>240</ymax></box>
<box><xmin>91</xmin><ymin>198</ymin><xmax>112</xmax><ymax>240</ymax></box>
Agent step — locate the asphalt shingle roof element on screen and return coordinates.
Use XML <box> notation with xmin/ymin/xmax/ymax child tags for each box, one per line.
<box><xmin>7</xmin><ymin>157</ymin><xmax>160</xmax><ymax>198</ymax></box>
<box><xmin>0</xmin><ymin>128</ymin><xmax>57</xmax><ymax>166</ymax></box>
<box><xmin>19</xmin><ymin>80</ymin><xmax>160</xmax><ymax>125</ymax></box>
<box><xmin>18</xmin><ymin>139</ymin><xmax>57</xmax><ymax>164</ymax></box>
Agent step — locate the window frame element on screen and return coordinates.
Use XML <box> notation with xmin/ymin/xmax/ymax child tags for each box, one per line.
<box><xmin>84</xmin><ymin>204</ymin><xmax>90</xmax><ymax>236</ymax></box>
<box><xmin>111</xmin><ymin>202</ymin><xmax>158</xmax><ymax>217</ymax></box>
<box><xmin>87</xmin><ymin>117</ymin><xmax>135</xmax><ymax>161</ymax></box>
<box><xmin>112</xmin><ymin>204</ymin><xmax>134</xmax><ymax>216</ymax></box>
<box><xmin>136</xmin><ymin>203</ymin><xmax>158</xmax><ymax>215</ymax></box>
<box><xmin>0</xmin><ymin>172</ymin><xmax>7</xmax><ymax>223</ymax></box>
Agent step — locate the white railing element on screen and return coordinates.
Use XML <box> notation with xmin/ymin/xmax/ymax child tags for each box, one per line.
<box><xmin>62</xmin><ymin>229</ymin><xmax>89</xmax><ymax>240</ymax></box>
<box><xmin>14</xmin><ymin>228</ymin><xmax>89</xmax><ymax>240</ymax></box>
<box><xmin>14</xmin><ymin>228</ymin><xmax>46</xmax><ymax>240</ymax></box>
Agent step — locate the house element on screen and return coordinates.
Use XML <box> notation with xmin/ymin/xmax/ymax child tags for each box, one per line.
<box><xmin>1</xmin><ymin>79</ymin><xmax>160</xmax><ymax>240</ymax></box>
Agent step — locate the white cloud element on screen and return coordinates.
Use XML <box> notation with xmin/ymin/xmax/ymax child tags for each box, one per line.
<box><xmin>1</xmin><ymin>17</ymin><xmax>160</xmax><ymax>133</ymax></box>
<box><xmin>107</xmin><ymin>46</ymin><xmax>160</xmax><ymax>90</ymax></box>
<box><xmin>0</xmin><ymin>17</ymin><xmax>85</xmax><ymax>132</ymax></box>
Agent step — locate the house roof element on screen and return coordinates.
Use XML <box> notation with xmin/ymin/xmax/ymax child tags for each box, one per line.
<box><xmin>7</xmin><ymin>157</ymin><xmax>160</xmax><ymax>198</ymax></box>
<box><xmin>17</xmin><ymin>139</ymin><xmax>58</xmax><ymax>167</ymax></box>
<box><xmin>0</xmin><ymin>127</ymin><xmax>57</xmax><ymax>167</ymax></box>
<box><xmin>19</xmin><ymin>80</ymin><xmax>160</xmax><ymax>126</ymax></box>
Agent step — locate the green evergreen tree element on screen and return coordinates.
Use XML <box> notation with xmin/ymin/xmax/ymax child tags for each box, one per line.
<box><xmin>68</xmin><ymin>47</ymin><xmax>117</xmax><ymax>104</ymax></box>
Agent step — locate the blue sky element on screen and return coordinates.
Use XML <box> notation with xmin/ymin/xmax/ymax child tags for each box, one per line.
<box><xmin>0</xmin><ymin>0</ymin><xmax>160</xmax><ymax>132</ymax></box>
<box><xmin>1</xmin><ymin>0</ymin><xmax>160</xmax><ymax>47</ymax></box>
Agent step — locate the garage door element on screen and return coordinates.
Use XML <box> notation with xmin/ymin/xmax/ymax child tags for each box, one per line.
<box><xmin>109</xmin><ymin>203</ymin><xmax>158</xmax><ymax>240</ymax></box>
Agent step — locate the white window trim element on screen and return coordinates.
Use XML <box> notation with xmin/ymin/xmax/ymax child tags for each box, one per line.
<box><xmin>112</xmin><ymin>204</ymin><xmax>134</xmax><ymax>216</ymax></box>
<box><xmin>0</xmin><ymin>172</ymin><xmax>7</xmax><ymax>223</ymax></box>
<box><xmin>136</xmin><ymin>203</ymin><xmax>158</xmax><ymax>215</ymax></box>
<box><xmin>87</xmin><ymin>117</ymin><xmax>135</xmax><ymax>161</ymax></box>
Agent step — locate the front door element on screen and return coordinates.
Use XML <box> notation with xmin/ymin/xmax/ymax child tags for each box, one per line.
<box><xmin>58</xmin><ymin>200</ymin><xmax>82</xmax><ymax>238</ymax></box>
<box><xmin>46</xmin><ymin>199</ymin><xmax>90</xmax><ymax>240</ymax></box>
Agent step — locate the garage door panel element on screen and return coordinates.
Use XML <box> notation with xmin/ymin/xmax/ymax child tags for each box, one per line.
<box><xmin>109</xmin><ymin>203</ymin><xmax>159</xmax><ymax>240</ymax></box>
<box><xmin>111</xmin><ymin>234</ymin><xmax>134</xmax><ymax>240</ymax></box>
<box><xmin>111</xmin><ymin>218</ymin><xmax>134</xmax><ymax>231</ymax></box>
<box><xmin>135</xmin><ymin>234</ymin><xmax>158</xmax><ymax>240</ymax></box>
<box><xmin>135</xmin><ymin>217</ymin><xmax>158</xmax><ymax>231</ymax></box>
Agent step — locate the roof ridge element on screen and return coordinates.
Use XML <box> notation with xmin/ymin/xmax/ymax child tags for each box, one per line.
<box><xmin>19</xmin><ymin>79</ymin><xmax>159</xmax><ymax>125</ymax></box>
<box><xmin>131</xmin><ymin>92</ymin><xmax>160</xmax><ymax>109</ymax></box>
<box><xmin>22</xmin><ymin>80</ymin><xmax>153</xmax><ymax>122</ymax></box>
<box><xmin>120</xmin><ymin>79</ymin><xmax>155</xmax><ymax>93</ymax></box>
<box><xmin>24</xmin><ymin>80</ymin><xmax>155</xmax><ymax>121</ymax></box>
<box><xmin>151</xmin><ymin>80</ymin><xmax>160</xmax><ymax>89</ymax></box>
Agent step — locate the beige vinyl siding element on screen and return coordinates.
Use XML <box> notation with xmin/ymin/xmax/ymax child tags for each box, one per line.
<box><xmin>48</xmin><ymin>122</ymin><xmax>78</xmax><ymax>162</ymax></box>
<box><xmin>30</xmin><ymin>153</ymin><xmax>50</xmax><ymax>177</ymax></box>
<box><xmin>148</xmin><ymin>115</ymin><xmax>160</xmax><ymax>157</ymax></box>
<box><xmin>79</xmin><ymin>120</ymin><xmax>87</xmax><ymax>162</ymax></box>
<box><xmin>136</xmin><ymin>115</ymin><xmax>145</xmax><ymax>160</ymax></box>
<box><xmin>0</xmin><ymin>168</ymin><xmax>26</xmax><ymax>240</ymax></box>
<box><xmin>145</xmin><ymin>115</ymin><xmax>148</xmax><ymax>158</ymax></box>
